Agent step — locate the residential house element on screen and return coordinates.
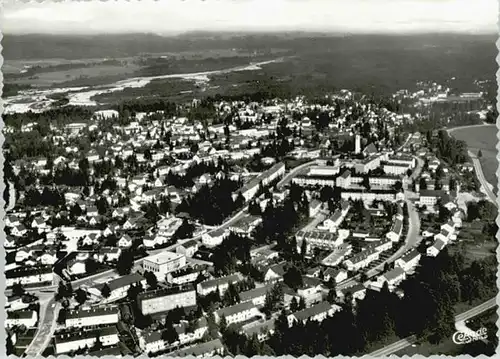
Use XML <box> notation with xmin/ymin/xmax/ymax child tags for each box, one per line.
<box><xmin>323</xmin><ymin>268</ymin><xmax>348</xmax><ymax>284</ymax></box>
<box><xmin>241</xmin><ymin>319</ymin><xmax>275</xmax><ymax>341</ymax></box>
<box><xmin>196</xmin><ymin>274</ymin><xmax>243</xmax><ymax>296</ymax></box>
<box><xmin>91</xmin><ymin>273</ymin><xmax>146</xmax><ymax>302</ymax></box>
<box><xmin>176</xmin><ymin>240</ymin><xmax>199</xmax><ymax>258</ymax></box>
<box><xmin>377</xmin><ymin>267</ymin><xmax>406</xmax><ymax>288</ymax></box>
<box><xmin>214</xmin><ymin>301</ymin><xmax>262</xmax><ymax>326</ymax></box>
<box><xmin>264</xmin><ymin>262</ymin><xmax>287</xmax><ymax>283</ymax></box>
<box><xmin>239</xmin><ymin>284</ymin><xmax>276</xmax><ymax>307</ymax></box>
<box><xmin>427</xmin><ymin>238</ymin><xmax>446</xmax><ymax>257</ymax></box>
<box><xmin>395</xmin><ymin>249</ymin><xmax>421</xmax><ymax>273</ymax></box>
<box><xmin>287</xmin><ymin>302</ymin><xmax>342</xmax><ymax>327</ymax></box>
<box><xmin>118</xmin><ymin>234</ymin><xmax>133</xmax><ymax>249</ymax></box>
<box><xmin>201</xmin><ymin>228</ymin><xmax>229</xmax><ymax>247</ymax></box>
<box><xmin>386</xmin><ymin>218</ymin><xmax>403</xmax><ymax>242</ymax></box>
<box><xmin>171</xmin><ymin>338</ymin><xmax>225</xmax><ymax>357</ymax></box>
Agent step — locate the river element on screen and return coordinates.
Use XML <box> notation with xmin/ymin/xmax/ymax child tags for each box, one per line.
<box><xmin>3</xmin><ymin>58</ymin><xmax>284</xmax><ymax>113</ymax></box>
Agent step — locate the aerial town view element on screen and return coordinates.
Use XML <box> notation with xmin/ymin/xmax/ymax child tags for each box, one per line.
<box><xmin>1</xmin><ymin>0</ymin><xmax>499</xmax><ymax>358</ymax></box>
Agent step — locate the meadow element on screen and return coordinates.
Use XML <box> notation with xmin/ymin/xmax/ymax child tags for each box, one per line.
<box><xmin>450</xmin><ymin>125</ymin><xmax>498</xmax><ymax>194</ymax></box>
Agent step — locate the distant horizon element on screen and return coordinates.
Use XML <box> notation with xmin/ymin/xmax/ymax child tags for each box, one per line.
<box><xmin>4</xmin><ymin>30</ymin><xmax>498</xmax><ymax>37</ymax></box>
<box><xmin>1</xmin><ymin>0</ymin><xmax>497</xmax><ymax>35</ymax></box>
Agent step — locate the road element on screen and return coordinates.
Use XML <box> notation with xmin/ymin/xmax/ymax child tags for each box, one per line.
<box><xmin>455</xmin><ymin>297</ymin><xmax>497</xmax><ymax>323</ymax></box>
<box><xmin>370</xmin><ymin>297</ymin><xmax>497</xmax><ymax>356</ymax></box>
<box><xmin>24</xmin><ymin>295</ymin><xmax>60</xmax><ymax>357</ymax></box>
<box><xmin>468</xmin><ymin>150</ymin><xmax>497</xmax><ymax>207</ymax></box>
<box><xmin>6</xmin><ymin>180</ymin><xmax>16</xmax><ymax>211</ymax></box>
<box><xmin>277</xmin><ymin>160</ymin><xmax>319</xmax><ymax>190</ymax></box>
<box><xmin>336</xmin><ymin>154</ymin><xmax>423</xmax><ymax>291</ymax></box>
<box><xmin>335</xmin><ymin>197</ymin><xmax>422</xmax><ymax>291</ymax></box>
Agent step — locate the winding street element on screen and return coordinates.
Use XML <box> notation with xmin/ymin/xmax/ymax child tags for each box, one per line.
<box><xmin>467</xmin><ymin>150</ymin><xmax>497</xmax><ymax>207</ymax></box>
<box><xmin>336</xmin><ymin>155</ymin><xmax>424</xmax><ymax>291</ymax></box>
<box><xmin>24</xmin><ymin>295</ymin><xmax>60</xmax><ymax>357</ymax></box>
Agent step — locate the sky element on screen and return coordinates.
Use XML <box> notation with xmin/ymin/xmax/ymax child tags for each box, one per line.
<box><xmin>1</xmin><ymin>0</ymin><xmax>498</xmax><ymax>35</ymax></box>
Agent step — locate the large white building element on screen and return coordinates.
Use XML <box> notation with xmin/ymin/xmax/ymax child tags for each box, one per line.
<box><xmin>383</xmin><ymin>162</ymin><xmax>411</xmax><ymax>176</ymax></box>
<box><xmin>341</xmin><ymin>189</ymin><xmax>399</xmax><ymax>205</ymax></box>
<box><xmin>65</xmin><ymin>306</ymin><xmax>119</xmax><ymax>328</ymax></box>
<box><xmin>138</xmin><ymin>285</ymin><xmax>197</xmax><ymax>315</ymax></box>
<box><xmin>142</xmin><ymin>251</ymin><xmax>186</xmax><ymax>281</ymax></box>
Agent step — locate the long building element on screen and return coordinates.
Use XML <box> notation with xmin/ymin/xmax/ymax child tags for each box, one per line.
<box><xmin>341</xmin><ymin>189</ymin><xmax>402</xmax><ymax>204</ymax></box>
<box><xmin>237</xmin><ymin>162</ymin><xmax>286</xmax><ymax>201</ymax></box>
<box><xmin>54</xmin><ymin>326</ymin><xmax>119</xmax><ymax>354</ymax></box>
<box><xmin>196</xmin><ymin>273</ymin><xmax>243</xmax><ymax>296</ymax></box>
<box><xmin>65</xmin><ymin>306</ymin><xmax>119</xmax><ymax>328</ymax></box>
<box><xmin>138</xmin><ymin>285</ymin><xmax>197</xmax><ymax>315</ymax></box>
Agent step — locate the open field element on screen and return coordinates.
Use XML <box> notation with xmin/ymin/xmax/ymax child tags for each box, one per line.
<box><xmin>449</xmin><ymin>125</ymin><xmax>498</xmax><ymax>194</ymax></box>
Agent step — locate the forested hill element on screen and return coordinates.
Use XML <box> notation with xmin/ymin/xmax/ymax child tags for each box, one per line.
<box><xmin>3</xmin><ymin>32</ymin><xmax>497</xmax><ymax>61</ymax></box>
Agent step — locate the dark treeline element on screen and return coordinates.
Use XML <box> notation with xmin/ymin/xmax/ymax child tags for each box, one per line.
<box><xmin>221</xmin><ymin>247</ymin><xmax>497</xmax><ymax>356</ymax></box>
<box><xmin>175</xmin><ymin>178</ymin><xmax>243</xmax><ymax>225</ymax></box>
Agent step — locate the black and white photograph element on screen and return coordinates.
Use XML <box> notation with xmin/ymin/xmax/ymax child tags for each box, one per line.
<box><xmin>1</xmin><ymin>0</ymin><xmax>499</xmax><ymax>357</ymax></box>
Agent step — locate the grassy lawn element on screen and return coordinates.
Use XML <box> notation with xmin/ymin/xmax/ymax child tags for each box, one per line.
<box><xmin>395</xmin><ymin>337</ymin><xmax>462</xmax><ymax>356</ymax></box>
<box><xmin>363</xmin><ymin>334</ymin><xmax>401</xmax><ymax>353</ymax></box>
<box><xmin>448</xmin><ymin>237</ymin><xmax>496</xmax><ymax>267</ymax></box>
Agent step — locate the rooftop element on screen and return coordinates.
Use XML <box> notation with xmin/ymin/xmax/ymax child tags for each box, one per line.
<box><xmin>144</xmin><ymin>251</ymin><xmax>184</xmax><ymax>265</ymax></box>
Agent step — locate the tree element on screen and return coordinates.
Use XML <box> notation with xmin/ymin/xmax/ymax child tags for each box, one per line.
<box><xmin>219</xmin><ymin>314</ymin><xmax>228</xmax><ymax>333</ymax></box>
<box><xmin>300</xmin><ymin>239</ymin><xmax>308</xmax><ymax>258</ymax></box>
<box><xmin>144</xmin><ymin>271</ymin><xmax>158</xmax><ymax>289</ymax></box>
<box><xmin>75</xmin><ymin>289</ymin><xmax>88</xmax><ymax>306</ymax></box>
<box><xmin>162</xmin><ymin>322</ymin><xmax>180</xmax><ymax>344</ymax></box>
<box><xmin>283</xmin><ymin>266</ymin><xmax>303</xmax><ymax>291</ymax></box>
<box><xmin>290</xmin><ymin>297</ymin><xmax>299</xmax><ymax>312</ymax></box>
<box><xmin>116</xmin><ymin>250</ymin><xmax>134</xmax><ymax>275</ymax></box>
<box><xmin>223</xmin><ymin>282</ymin><xmax>240</xmax><ymax>306</ymax></box>
<box><xmin>477</xmin><ymin>149</ymin><xmax>482</xmax><ymax>158</ymax></box>
<box><xmin>326</xmin><ymin>289</ymin><xmax>336</xmax><ymax>303</ymax></box>
<box><xmin>92</xmin><ymin>335</ymin><xmax>103</xmax><ymax>351</ymax></box>
<box><xmin>11</xmin><ymin>283</ymin><xmax>25</xmax><ymax>297</ymax></box>
<box><xmin>298</xmin><ymin>297</ymin><xmax>306</xmax><ymax>310</ymax></box>
<box><xmin>6</xmin><ymin>333</ymin><xmax>14</xmax><ymax>355</ymax></box>
<box><xmin>101</xmin><ymin>283</ymin><xmax>111</xmax><ymax>298</ymax></box>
